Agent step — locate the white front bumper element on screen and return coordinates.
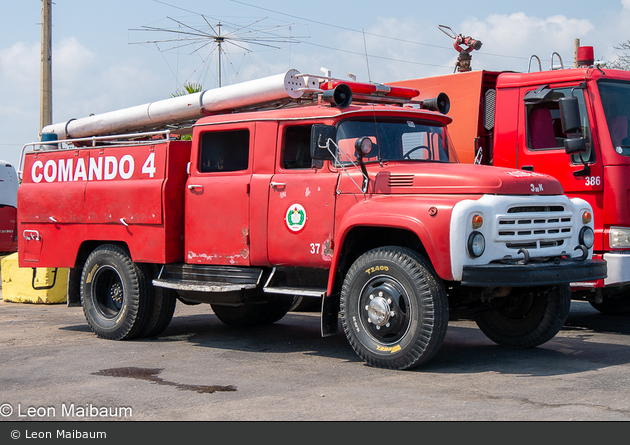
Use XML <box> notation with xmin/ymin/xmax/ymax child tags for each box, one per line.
<box><xmin>603</xmin><ymin>252</ymin><xmax>630</xmax><ymax>286</ymax></box>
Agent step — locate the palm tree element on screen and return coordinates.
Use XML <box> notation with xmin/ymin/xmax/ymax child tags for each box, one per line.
<box><xmin>170</xmin><ymin>81</ymin><xmax>203</xmax><ymax>98</ymax></box>
<box><xmin>170</xmin><ymin>82</ymin><xmax>203</xmax><ymax>140</ymax></box>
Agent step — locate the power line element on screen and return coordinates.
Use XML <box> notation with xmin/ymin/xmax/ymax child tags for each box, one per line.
<box><xmin>230</xmin><ymin>0</ymin><xmax>528</xmax><ymax>61</ymax></box>
<box><xmin>300</xmin><ymin>41</ymin><xmax>452</xmax><ymax>69</ymax></box>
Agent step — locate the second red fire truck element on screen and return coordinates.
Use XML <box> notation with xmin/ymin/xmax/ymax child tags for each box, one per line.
<box><xmin>391</xmin><ymin>45</ymin><xmax>630</xmax><ymax>314</ymax></box>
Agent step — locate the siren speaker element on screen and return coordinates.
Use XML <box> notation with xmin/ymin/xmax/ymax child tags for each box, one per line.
<box><xmin>421</xmin><ymin>92</ymin><xmax>450</xmax><ymax>114</ymax></box>
<box><xmin>322</xmin><ymin>83</ymin><xmax>353</xmax><ymax>108</ymax></box>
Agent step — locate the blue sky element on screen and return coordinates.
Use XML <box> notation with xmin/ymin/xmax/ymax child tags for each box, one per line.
<box><xmin>1</xmin><ymin>0</ymin><xmax>629</xmax><ymax>170</ymax></box>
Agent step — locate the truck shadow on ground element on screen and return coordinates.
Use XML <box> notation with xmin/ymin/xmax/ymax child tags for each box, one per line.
<box><xmin>60</xmin><ymin>324</ymin><xmax>94</xmax><ymax>333</ymax></box>
<box><xmin>426</xmin><ymin>326</ymin><xmax>630</xmax><ymax>376</ymax></box>
<box><xmin>127</xmin><ymin>306</ymin><xmax>630</xmax><ymax>377</ymax></box>
<box><xmin>55</xmin><ymin>302</ymin><xmax>630</xmax><ymax>376</ymax></box>
<box><xmin>158</xmin><ymin>311</ymin><xmax>359</xmax><ymax>364</ymax></box>
<box><xmin>564</xmin><ymin>306</ymin><xmax>630</xmax><ymax>335</ymax></box>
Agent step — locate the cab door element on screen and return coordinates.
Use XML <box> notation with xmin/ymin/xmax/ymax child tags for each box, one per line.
<box><xmin>517</xmin><ymin>85</ymin><xmax>603</xmax><ymax>195</ymax></box>
<box><xmin>185</xmin><ymin>124</ymin><xmax>254</xmax><ymax>266</ymax></box>
<box><xmin>267</xmin><ymin>124</ymin><xmax>338</xmax><ymax>268</ymax></box>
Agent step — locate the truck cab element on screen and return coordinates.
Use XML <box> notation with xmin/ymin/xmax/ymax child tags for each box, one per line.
<box><xmin>496</xmin><ymin>68</ymin><xmax>630</xmax><ymax>314</ymax></box>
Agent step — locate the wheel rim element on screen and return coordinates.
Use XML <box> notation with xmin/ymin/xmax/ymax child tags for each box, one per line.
<box><xmin>357</xmin><ymin>275</ymin><xmax>412</xmax><ymax>344</ymax></box>
<box><xmin>496</xmin><ymin>293</ymin><xmax>536</xmax><ymax>320</ymax></box>
<box><xmin>91</xmin><ymin>265</ymin><xmax>125</xmax><ymax>319</ymax></box>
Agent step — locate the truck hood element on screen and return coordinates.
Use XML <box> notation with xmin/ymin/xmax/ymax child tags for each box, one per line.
<box><xmin>340</xmin><ymin>163</ymin><xmax>563</xmax><ymax>195</ymax></box>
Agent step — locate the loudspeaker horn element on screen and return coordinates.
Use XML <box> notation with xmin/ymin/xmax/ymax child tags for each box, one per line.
<box><xmin>421</xmin><ymin>92</ymin><xmax>450</xmax><ymax>114</ymax></box>
<box><xmin>322</xmin><ymin>83</ymin><xmax>353</xmax><ymax>108</ymax></box>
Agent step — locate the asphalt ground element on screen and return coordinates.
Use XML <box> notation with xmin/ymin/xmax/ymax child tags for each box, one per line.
<box><xmin>1</xmin><ymin>285</ymin><xmax>629</xmax><ymax>428</ymax></box>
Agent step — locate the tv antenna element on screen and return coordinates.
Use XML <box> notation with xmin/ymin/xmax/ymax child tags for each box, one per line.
<box><xmin>130</xmin><ymin>12</ymin><xmax>308</xmax><ymax>87</ymax></box>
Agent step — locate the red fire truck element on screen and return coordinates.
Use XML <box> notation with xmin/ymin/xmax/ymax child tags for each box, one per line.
<box><xmin>390</xmin><ymin>46</ymin><xmax>630</xmax><ymax>315</ymax></box>
<box><xmin>17</xmin><ymin>70</ymin><xmax>605</xmax><ymax>369</ymax></box>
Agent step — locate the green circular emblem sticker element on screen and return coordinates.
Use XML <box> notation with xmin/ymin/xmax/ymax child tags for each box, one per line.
<box><xmin>285</xmin><ymin>203</ymin><xmax>307</xmax><ymax>233</ymax></box>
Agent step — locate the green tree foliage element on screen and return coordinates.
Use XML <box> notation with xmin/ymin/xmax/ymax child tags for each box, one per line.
<box><xmin>170</xmin><ymin>82</ymin><xmax>203</xmax><ymax>140</ymax></box>
<box><xmin>170</xmin><ymin>81</ymin><xmax>203</xmax><ymax>98</ymax></box>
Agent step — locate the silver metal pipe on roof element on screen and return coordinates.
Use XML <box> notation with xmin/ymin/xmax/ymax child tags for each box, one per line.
<box><xmin>41</xmin><ymin>69</ymin><xmax>306</xmax><ymax>140</ymax></box>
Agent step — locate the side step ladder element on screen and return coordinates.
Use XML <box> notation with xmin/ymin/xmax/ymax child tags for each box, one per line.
<box><xmin>262</xmin><ymin>268</ymin><xmax>326</xmax><ymax>298</ymax></box>
<box><xmin>153</xmin><ymin>264</ymin><xmax>264</xmax><ymax>293</ymax></box>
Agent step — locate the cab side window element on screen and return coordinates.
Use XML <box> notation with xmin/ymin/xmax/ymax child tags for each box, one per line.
<box><xmin>527</xmin><ymin>104</ymin><xmax>563</xmax><ymax>150</ymax></box>
<box><xmin>282</xmin><ymin>125</ymin><xmax>313</xmax><ymax>169</ymax></box>
<box><xmin>526</xmin><ymin>88</ymin><xmax>595</xmax><ymax>164</ymax></box>
<box><xmin>199</xmin><ymin>130</ymin><xmax>249</xmax><ymax>173</ymax></box>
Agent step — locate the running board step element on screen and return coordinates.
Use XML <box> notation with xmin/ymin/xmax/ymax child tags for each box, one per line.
<box><xmin>262</xmin><ymin>267</ymin><xmax>326</xmax><ymax>297</ymax></box>
<box><xmin>263</xmin><ymin>286</ymin><xmax>326</xmax><ymax>298</ymax></box>
<box><xmin>153</xmin><ymin>263</ymin><xmax>264</xmax><ymax>293</ymax></box>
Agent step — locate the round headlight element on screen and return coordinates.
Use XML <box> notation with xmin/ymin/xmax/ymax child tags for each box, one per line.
<box><xmin>467</xmin><ymin>231</ymin><xmax>485</xmax><ymax>258</ymax></box>
<box><xmin>579</xmin><ymin>226</ymin><xmax>595</xmax><ymax>249</ymax></box>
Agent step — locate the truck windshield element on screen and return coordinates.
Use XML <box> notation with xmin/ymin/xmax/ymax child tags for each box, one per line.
<box><xmin>599</xmin><ymin>80</ymin><xmax>630</xmax><ymax>157</ymax></box>
<box><xmin>335</xmin><ymin>118</ymin><xmax>458</xmax><ymax>164</ymax></box>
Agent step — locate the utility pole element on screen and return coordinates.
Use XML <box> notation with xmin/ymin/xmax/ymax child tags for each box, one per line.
<box><xmin>40</xmin><ymin>0</ymin><xmax>52</xmax><ymax>132</ymax></box>
<box><xmin>574</xmin><ymin>38</ymin><xmax>580</xmax><ymax>68</ymax></box>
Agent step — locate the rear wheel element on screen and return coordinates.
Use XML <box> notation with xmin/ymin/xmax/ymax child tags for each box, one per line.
<box><xmin>340</xmin><ymin>246</ymin><xmax>448</xmax><ymax>370</ymax></box>
<box><xmin>475</xmin><ymin>284</ymin><xmax>571</xmax><ymax>348</ymax></box>
<box><xmin>80</xmin><ymin>244</ymin><xmax>152</xmax><ymax>340</ymax></box>
<box><xmin>211</xmin><ymin>293</ymin><xmax>293</xmax><ymax>327</ymax></box>
<box><xmin>289</xmin><ymin>295</ymin><xmax>320</xmax><ymax>312</ymax></box>
<box><xmin>140</xmin><ymin>287</ymin><xmax>177</xmax><ymax>338</ymax></box>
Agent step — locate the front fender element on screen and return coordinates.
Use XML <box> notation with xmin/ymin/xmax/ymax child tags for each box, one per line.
<box><xmin>326</xmin><ymin>195</ymin><xmax>459</xmax><ymax>295</ymax></box>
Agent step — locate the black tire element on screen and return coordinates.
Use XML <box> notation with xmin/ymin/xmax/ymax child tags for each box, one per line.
<box><xmin>289</xmin><ymin>295</ymin><xmax>321</xmax><ymax>312</ymax></box>
<box><xmin>340</xmin><ymin>246</ymin><xmax>449</xmax><ymax>370</ymax></box>
<box><xmin>140</xmin><ymin>287</ymin><xmax>177</xmax><ymax>338</ymax></box>
<box><xmin>211</xmin><ymin>293</ymin><xmax>293</xmax><ymax>327</ymax></box>
<box><xmin>590</xmin><ymin>297</ymin><xmax>630</xmax><ymax>315</ymax></box>
<box><xmin>475</xmin><ymin>284</ymin><xmax>571</xmax><ymax>348</ymax></box>
<box><xmin>80</xmin><ymin>244</ymin><xmax>152</xmax><ymax>340</ymax></box>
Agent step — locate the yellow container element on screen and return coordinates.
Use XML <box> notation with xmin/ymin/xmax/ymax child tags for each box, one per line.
<box><xmin>1</xmin><ymin>253</ymin><xmax>68</xmax><ymax>304</ymax></box>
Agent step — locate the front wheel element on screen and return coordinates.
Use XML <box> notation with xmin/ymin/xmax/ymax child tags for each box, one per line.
<box><xmin>80</xmin><ymin>244</ymin><xmax>152</xmax><ymax>340</ymax></box>
<box><xmin>475</xmin><ymin>284</ymin><xmax>571</xmax><ymax>348</ymax></box>
<box><xmin>340</xmin><ymin>247</ymin><xmax>449</xmax><ymax>370</ymax></box>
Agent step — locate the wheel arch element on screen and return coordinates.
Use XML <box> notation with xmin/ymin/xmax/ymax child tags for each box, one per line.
<box><xmin>66</xmin><ymin>240</ymin><xmax>133</xmax><ymax>307</ymax></box>
<box><xmin>326</xmin><ymin>216</ymin><xmax>452</xmax><ymax>297</ymax></box>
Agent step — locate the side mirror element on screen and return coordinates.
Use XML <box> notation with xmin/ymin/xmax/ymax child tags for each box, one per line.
<box><xmin>559</xmin><ymin>96</ymin><xmax>581</xmax><ymax>133</ymax></box>
<box><xmin>559</xmin><ymin>96</ymin><xmax>587</xmax><ymax>155</ymax></box>
<box><xmin>564</xmin><ymin>138</ymin><xmax>587</xmax><ymax>154</ymax></box>
<box><xmin>310</xmin><ymin>124</ymin><xmax>337</xmax><ymax>160</ymax></box>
